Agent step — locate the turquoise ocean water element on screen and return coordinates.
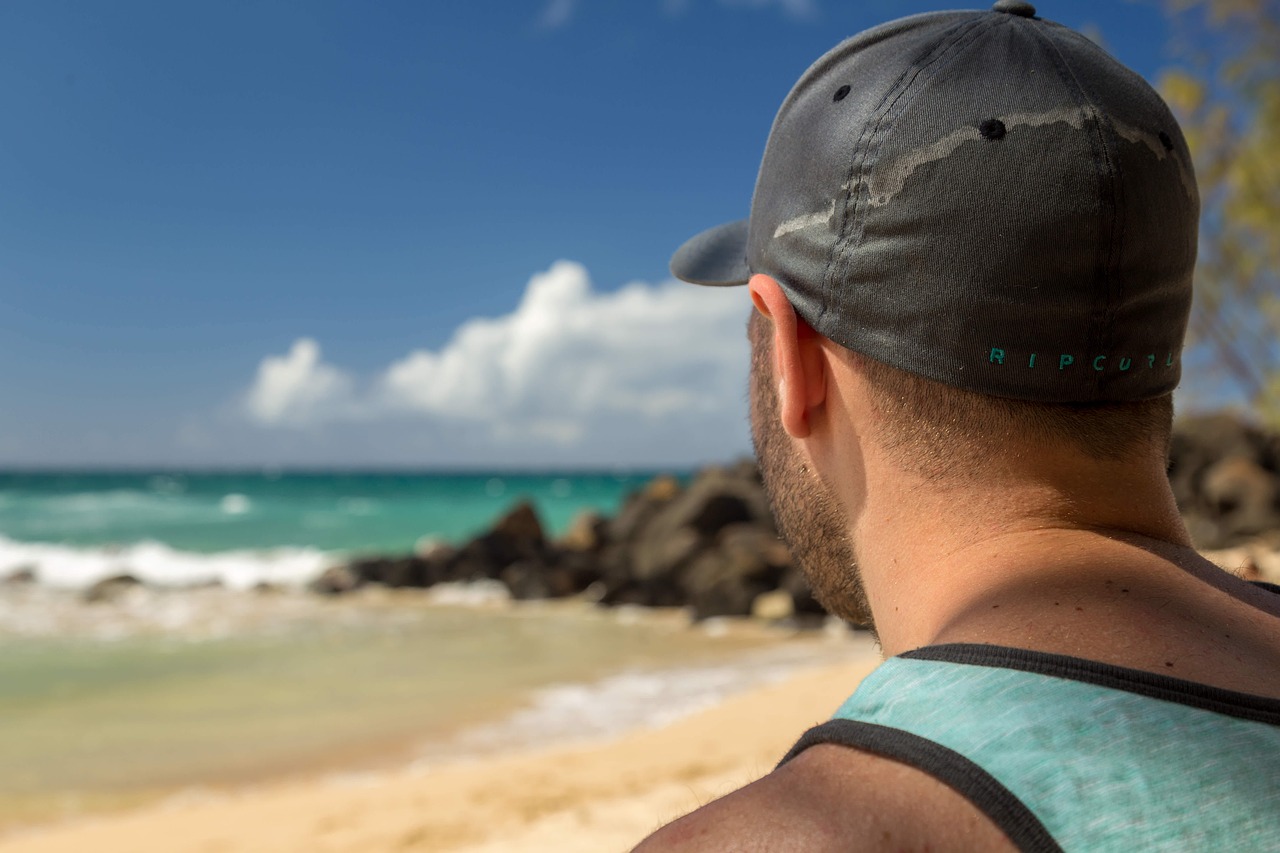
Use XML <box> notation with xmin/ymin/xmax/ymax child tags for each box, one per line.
<box><xmin>0</xmin><ymin>471</ymin><xmax>678</xmax><ymax>588</ymax></box>
<box><xmin>0</xmin><ymin>470</ymin><xmax>836</xmax><ymax>831</ymax></box>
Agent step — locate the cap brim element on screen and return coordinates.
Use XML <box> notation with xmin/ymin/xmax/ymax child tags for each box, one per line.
<box><xmin>669</xmin><ymin>219</ymin><xmax>751</xmax><ymax>286</ymax></box>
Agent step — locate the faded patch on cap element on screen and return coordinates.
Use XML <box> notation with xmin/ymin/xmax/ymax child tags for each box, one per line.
<box><xmin>867</xmin><ymin>106</ymin><xmax>1195</xmax><ymax>207</ymax></box>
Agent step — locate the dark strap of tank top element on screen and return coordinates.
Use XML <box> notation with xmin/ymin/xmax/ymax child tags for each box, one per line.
<box><xmin>779</xmin><ymin>720</ymin><xmax>1064</xmax><ymax>853</ymax></box>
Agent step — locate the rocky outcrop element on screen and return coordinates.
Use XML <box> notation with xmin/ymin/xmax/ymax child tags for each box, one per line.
<box><xmin>308</xmin><ymin>565</ymin><xmax>364</xmax><ymax>595</ymax></box>
<box><xmin>595</xmin><ymin>465</ymin><xmax>790</xmax><ymax>618</ymax></box>
<box><xmin>321</xmin><ymin>465</ymin><xmax>817</xmax><ymax>623</ymax></box>
<box><xmin>82</xmin><ymin>574</ymin><xmax>142</xmax><ymax>603</ymax></box>
<box><xmin>320</xmin><ymin>500</ymin><xmax>602</xmax><ymax>603</ymax></box>
<box><xmin>1169</xmin><ymin>414</ymin><xmax>1280</xmax><ymax>549</ymax></box>
<box><xmin>317</xmin><ymin>414</ymin><xmax>1280</xmax><ymax>621</ymax></box>
<box><xmin>2</xmin><ymin>568</ymin><xmax>35</xmax><ymax>585</ymax></box>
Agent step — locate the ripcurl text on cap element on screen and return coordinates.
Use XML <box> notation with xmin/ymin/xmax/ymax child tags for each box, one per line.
<box><xmin>671</xmin><ymin>1</ymin><xmax>1199</xmax><ymax>403</ymax></box>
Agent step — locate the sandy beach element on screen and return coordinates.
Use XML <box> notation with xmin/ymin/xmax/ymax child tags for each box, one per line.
<box><xmin>0</xmin><ymin>636</ymin><xmax>881</xmax><ymax>853</ymax></box>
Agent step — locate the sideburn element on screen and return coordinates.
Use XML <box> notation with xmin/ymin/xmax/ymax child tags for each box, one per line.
<box><xmin>747</xmin><ymin>311</ymin><xmax>876</xmax><ymax>634</ymax></box>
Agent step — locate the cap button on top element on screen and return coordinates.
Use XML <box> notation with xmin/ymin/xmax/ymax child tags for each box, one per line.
<box><xmin>992</xmin><ymin>0</ymin><xmax>1036</xmax><ymax>16</ymax></box>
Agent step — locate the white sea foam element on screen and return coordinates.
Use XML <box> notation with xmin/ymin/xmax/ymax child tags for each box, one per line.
<box><xmin>417</xmin><ymin>643</ymin><xmax>847</xmax><ymax>764</ymax></box>
<box><xmin>219</xmin><ymin>493</ymin><xmax>252</xmax><ymax>515</ymax></box>
<box><xmin>425</xmin><ymin>579</ymin><xmax>511</xmax><ymax>606</ymax></box>
<box><xmin>0</xmin><ymin>534</ymin><xmax>334</xmax><ymax>591</ymax></box>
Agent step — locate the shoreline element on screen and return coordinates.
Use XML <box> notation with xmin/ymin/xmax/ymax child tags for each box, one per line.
<box><xmin>0</xmin><ymin>588</ymin><xmax>874</xmax><ymax>848</ymax></box>
<box><xmin>0</xmin><ymin>635</ymin><xmax>882</xmax><ymax>853</ymax></box>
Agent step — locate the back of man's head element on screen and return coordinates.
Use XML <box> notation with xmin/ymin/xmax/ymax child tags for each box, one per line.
<box><xmin>671</xmin><ymin>3</ymin><xmax>1197</xmax><ymax>460</ymax></box>
<box><xmin>848</xmin><ymin>349</ymin><xmax>1175</xmax><ymax>480</ymax></box>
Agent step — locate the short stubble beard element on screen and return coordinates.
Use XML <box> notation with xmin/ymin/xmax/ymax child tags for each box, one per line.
<box><xmin>747</xmin><ymin>311</ymin><xmax>875</xmax><ymax>634</ymax></box>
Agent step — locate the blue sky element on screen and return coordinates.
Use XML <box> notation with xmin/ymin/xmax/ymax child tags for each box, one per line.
<box><xmin>0</xmin><ymin>0</ymin><xmax>1185</xmax><ymax>469</ymax></box>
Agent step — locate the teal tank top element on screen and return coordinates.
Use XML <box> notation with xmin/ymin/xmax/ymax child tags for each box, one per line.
<box><xmin>781</xmin><ymin>643</ymin><xmax>1280</xmax><ymax>852</ymax></box>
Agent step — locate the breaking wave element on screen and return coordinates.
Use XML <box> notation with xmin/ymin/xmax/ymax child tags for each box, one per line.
<box><xmin>0</xmin><ymin>534</ymin><xmax>334</xmax><ymax>591</ymax></box>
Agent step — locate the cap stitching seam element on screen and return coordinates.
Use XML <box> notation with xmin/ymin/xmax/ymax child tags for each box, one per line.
<box><xmin>822</xmin><ymin>15</ymin><xmax>995</xmax><ymax>335</ymax></box>
<box><xmin>826</xmin><ymin>16</ymin><xmax>992</xmax><ymax>311</ymax></box>
<box><xmin>1031</xmin><ymin>24</ymin><xmax>1127</xmax><ymax>400</ymax></box>
<box><xmin>1057</xmin><ymin>31</ymin><xmax>1128</xmax><ymax>400</ymax></box>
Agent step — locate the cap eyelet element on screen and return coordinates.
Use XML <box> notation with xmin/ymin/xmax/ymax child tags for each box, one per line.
<box><xmin>833</xmin><ymin>85</ymin><xmax>851</xmax><ymax>102</ymax></box>
<box><xmin>979</xmin><ymin>118</ymin><xmax>1007</xmax><ymax>140</ymax></box>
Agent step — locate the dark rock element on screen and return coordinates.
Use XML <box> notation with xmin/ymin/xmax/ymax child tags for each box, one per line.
<box><xmin>681</xmin><ymin>524</ymin><xmax>791</xmax><ymax>620</ymax></box>
<box><xmin>1181</xmin><ymin>512</ymin><xmax>1222</xmax><ymax>550</ymax></box>
<box><xmin>443</xmin><ymin>549</ymin><xmax>501</xmax><ymax>583</ymax></box>
<box><xmin>419</xmin><ymin>544</ymin><xmax>457</xmax><ymax>585</ymax></box>
<box><xmin>383</xmin><ymin>557</ymin><xmax>430</xmax><ymax>588</ymax></box>
<box><xmin>632</xmin><ymin>526</ymin><xmax>704</xmax><ymax>583</ymax></box>
<box><xmin>624</xmin><ymin>471</ymin><xmax>769</xmax><ymax>579</ymax></box>
<box><xmin>499</xmin><ymin>560</ymin><xmax>552</xmax><ymax>600</ymax></box>
<box><xmin>718</xmin><ymin>523</ymin><xmax>791</xmax><ymax>570</ymax></box>
<box><xmin>643</xmin><ymin>474</ymin><xmax>683</xmax><ymax>503</ymax></box>
<box><xmin>1171</xmin><ymin>415</ymin><xmax>1271</xmax><ymax>476</ymax></box>
<box><xmin>596</xmin><ymin>466</ymin><xmax>786</xmax><ymax>610</ymax></box>
<box><xmin>780</xmin><ymin>565</ymin><xmax>827</xmax><ymax>616</ymax></box>
<box><xmin>1201</xmin><ymin>456</ymin><xmax>1278</xmax><ymax>541</ymax></box>
<box><xmin>462</xmin><ymin>501</ymin><xmax>552</xmax><ymax>572</ymax></box>
<box><xmin>307</xmin><ymin>418</ymin><xmax>1280</xmax><ymax>625</ymax></box>
<box><xmin>1168</xmin><ymin>415</ymin><xmax>1280</xmax><ymax>548</ymax></box>
<box><xmin>437</xmin><ymin>501</ymin><xmax>605</xmax><ymax>601</ymax></box>
<box><xmin>683</xmin><ymin>551</ymin><xmax>772</xmax><ymax>619</ymax></box>
<box><xmin>347</xmin><ymin>556</ymin><xmax>431</xmax><ymax>588</ymax></box>
<box><xmin>600</xmin><ymin>583</ymin><xmax>655</xmax><ymax>608</ymax></box>
<box><xmin>597</xmin><ymin>527</ymin><xmax>702</xmax><ymax>608</ymax></box>
<box><xmin>559</xmin><ymin>511</ymin><xmax>608</xmax><ymax>553</ymax></box>
<box><xmin>450</xmin><ymin>532</ymin><xmax>543</xmax><ymax>581</ymax></box>
<box><xmin>500</xmin><ymin>560</ymin><xmax>579</xmax><ymax>600</ymax></box>
<box><xmin>654</xmin><ymin>471</ymin><xmax>763</xmax><ymax>538</ymax></box>
<box><xmin>82</xmin><ymin>574</ymin><xmax>141</xmax><ymax>603</ymax></box>
<box><xmin>689</xmin><ymin>492</ymin><xmax>755</xmax><ymax>535</ymax></box>
<box><xmin>725</xmin><ymin>457</ymin><xmax>765</xmax><ymax>488</ymax></box>
<box><xmin>606</xmin><ymin>475</ymin><xmax>683</xmax><ymax>545</ymax></box>
<box><xmin>347</xmin><ymin>557</ymin><xmax>390</xmax><ymax>584</ymax></box>
<box><xmin>2</xmin><ymin>567</ymin><xmax>36</xmax><ymax>585</ymax></box>
<box><xmin>310</xmin><ymin>565</ymin><xmax>363</xmax><ymax>595</ymax></box>
<box><xmin>491</xmin><ymin>500</ymin><xmax>545</xmax><ymax>541</ymax></box>
<box><xmin>557</xmin><ymin>549</ymin><xmax>604</xmax><ymax>591</ymax></box>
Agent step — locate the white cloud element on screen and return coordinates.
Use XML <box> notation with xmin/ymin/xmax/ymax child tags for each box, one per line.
<box><xmin>537</xmin><ymin>0</ymin><xmax>578</xmax><ymax>30</ymax></box>
<box><xmin>240</xmin><ymin>261</ymin><xmax>751</xmax><ymax>456</ymax></box>
<box><xmin>243</xmin><ymin>338</ymin><xmax>354</xmax><ymax>427</ymax></box>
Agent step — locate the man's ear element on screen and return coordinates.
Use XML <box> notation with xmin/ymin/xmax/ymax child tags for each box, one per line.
<box><xmin>748</xmin><ymin>274</ymin><xmax>827</xmax><ymax>439</ymax></box>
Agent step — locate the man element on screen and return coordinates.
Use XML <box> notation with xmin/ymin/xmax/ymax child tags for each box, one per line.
<box><xmin>637</xmin><ymin>2</ymin><xmax>1280</xmax><ymax>851</ymax></box>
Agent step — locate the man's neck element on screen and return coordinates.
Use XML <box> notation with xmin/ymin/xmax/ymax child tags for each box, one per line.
<box><xmin>849</xmin><ymin>455</ymin><xmax>1196</xmax><ymax>658</ymax></box>
<box><xmin>846</xmin><ymin>464</ymin><xmax>1280</xmax><ymax>698</ymax></box>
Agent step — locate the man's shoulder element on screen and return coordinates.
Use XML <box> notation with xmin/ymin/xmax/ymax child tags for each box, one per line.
<box><xmin>632</xmin><ymin>742</ymin><xmax>1015</xmax><ymax>852</ymax></box>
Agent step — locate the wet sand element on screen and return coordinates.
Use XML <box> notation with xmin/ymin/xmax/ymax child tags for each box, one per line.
<box><xmin>0</xmin><ymin>581</ymin><xmax>880</xmax><ymax>851</ymax></box>
<box><xmin>0</xmin><ymin>637</ymin><xmax>882</xmax><ymax>853</ymax></box>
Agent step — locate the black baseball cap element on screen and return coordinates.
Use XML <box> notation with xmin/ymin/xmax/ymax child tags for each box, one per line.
<box><xmin>671</xmin><ymin>1</ymin><xmax>1199</xmax><ymax>403</ymax></box>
